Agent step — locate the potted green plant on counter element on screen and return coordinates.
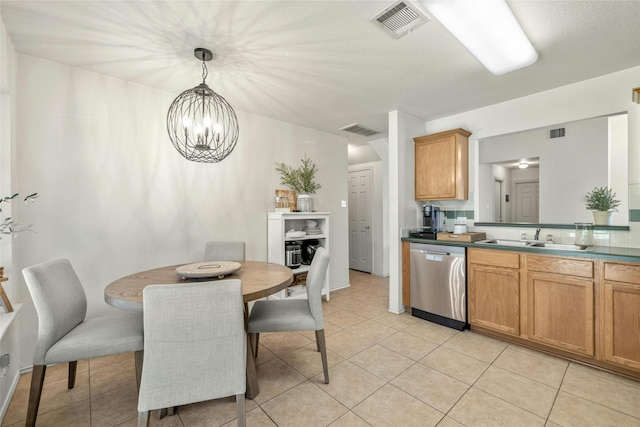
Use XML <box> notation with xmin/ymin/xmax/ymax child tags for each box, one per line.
<box><xmin>585</xmin><ymin>186</ymin><xmax>620</xmax><ymax>225</ymax></box>
<box><xmin>275</xmin><ymin>154</ymin><xmax>321</xmax><ymax>212</ymax></box>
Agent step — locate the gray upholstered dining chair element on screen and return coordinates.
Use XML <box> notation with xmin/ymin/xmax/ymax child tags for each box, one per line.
<box><xmin>137</xmin><ymin>280</ymin><xmax>246</xmax><ymax>427</ymax></box>
<box><xmin>248</xmin><ymin>247</ymin><xmax>330</xmax><ymax>383</ymax></box>
<box><xmin>22</xmin><ymin>258</ymin><xmax>144</xmax><ymax>427</ymax></box>
<box><xmin>203</xmin><ymin>240</ymin><xmax>245</xmax><ymax>262</ymax></box>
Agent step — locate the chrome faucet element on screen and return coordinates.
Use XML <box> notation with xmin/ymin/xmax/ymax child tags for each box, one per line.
<box><xmin>534</xmin><ymin>227</ymin><xmax>541</xmax><ymax>241</ymax></box>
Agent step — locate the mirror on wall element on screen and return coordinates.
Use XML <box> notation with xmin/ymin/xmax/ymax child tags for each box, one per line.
<box><xmin>477</xmin><ymin>113</ymin><xmax>628</xmax><ymax>225</ymax></box>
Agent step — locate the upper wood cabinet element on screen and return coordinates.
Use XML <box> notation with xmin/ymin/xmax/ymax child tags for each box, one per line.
<box><xmin>414</xmin><ymin>128</ymin><xmax>471</xmax><ymax>200</ymax></box>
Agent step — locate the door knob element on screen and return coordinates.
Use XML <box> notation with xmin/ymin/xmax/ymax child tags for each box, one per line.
<box><xmin>365</xmin><ymin>225</ymin><xmax>370</xmax><ymax>229</ymax></box>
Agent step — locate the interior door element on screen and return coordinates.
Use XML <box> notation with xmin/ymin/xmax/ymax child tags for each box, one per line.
<box><xmin>515</xmin><ymin>181</ymin><xmax>539</xmax><ymax>223</ymax></box>
<box><xmin>348</xmin><ymin>168</ymin><xmax>372</xmax><ymax>273</ymax></box>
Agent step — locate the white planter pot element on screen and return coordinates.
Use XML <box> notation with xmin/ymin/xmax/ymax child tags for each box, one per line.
<box><xmin>592</xmin><ymin>211</ymin><xmax>613</xmax><ymax>226</ymax></box>
<box><xmin>297</xmin><ymin>193</ymin><xmax>313</xmax><ymax>212</ymax></box>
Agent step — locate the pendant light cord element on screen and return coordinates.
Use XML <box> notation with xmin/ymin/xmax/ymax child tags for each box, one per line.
<box><xmin>202</xmin><ymin>60</ymin><xmax>208</xmax><ymax>84</ymax></box>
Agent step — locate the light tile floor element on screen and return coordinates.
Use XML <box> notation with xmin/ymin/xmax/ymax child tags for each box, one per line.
<box><xmin>3</xmin><ymin>270</ymin><xmax>640</xmax><ymax>426</ymax></box>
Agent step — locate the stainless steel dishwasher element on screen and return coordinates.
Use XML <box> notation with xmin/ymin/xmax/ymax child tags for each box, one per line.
<box><xmin>409</xmin><ymin>242</ymin><xmax>467</xmax><ymax>330</ymax></box>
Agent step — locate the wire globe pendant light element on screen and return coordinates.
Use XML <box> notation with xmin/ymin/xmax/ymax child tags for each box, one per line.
<box><xmin>167</xmin><ymin>48</ymin><xmax>239</xmax><ymax>163</ymax></box>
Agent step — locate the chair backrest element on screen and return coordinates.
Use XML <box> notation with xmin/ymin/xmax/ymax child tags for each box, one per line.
<box><xmin>305</xmin><ymin>247</ymin><xmax>330</xmax><ymax>329</ymax></box>
<box><xmin>22</xmin><ymin>259</ymin><xmax>88</xmax><ymax>365</ymax></box>
<box><xmin>203</xmin><ymin>241</ymin><xmax>245</xmax><ymax>262</ymax></box>
<box><xmin>138</xmin><ymin>280</ymin><xmax>246</xmax><ymax>411</ymax></box>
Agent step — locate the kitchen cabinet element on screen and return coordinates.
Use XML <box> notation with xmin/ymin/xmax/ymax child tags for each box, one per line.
<box><xmin>526</xmin><ymin>255</ymin><xmax>595</xmax><ymax>357</ymax></box>
<box><xmin>602</xmin><ymin>262</ymin><xmax>640</xmax><ymax>371</ymax></box>
<box><xmin>468</xmin><ymin>248</ymin><xmax>521</xmax><ymax>336</ymax></box>
<box><xmin>414</xmin><ymin>128</ymin><xmax>471</xmax><ymax>201</ymax></box>
<box><xmin>464</xmin><ymin>245</ymin><xmax>640</xmax><ymax>378</ymax></box>
<box><xmin>267</xmin><ymin>212</ymin><xmax>330</xmax><ymax>300</ymax></box>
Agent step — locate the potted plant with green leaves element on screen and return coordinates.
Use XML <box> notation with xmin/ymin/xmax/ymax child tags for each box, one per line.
<box><xmin>585</xmin><ymin>186</ymin><xmax>620</xmax><ymax>225</ymax></box>
<box><xmin>275</xmin><ymin>154</ymin><xmax>321</xmax><ymax>212</ymax></box>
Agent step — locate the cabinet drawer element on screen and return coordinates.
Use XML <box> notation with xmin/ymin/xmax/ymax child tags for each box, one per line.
<box><xmin>527</xmin><ymin>255</ymin><xmax>593</xmax><ymax>278</ymax></box>
<box><xmin>605</xmin><ymin>262</ymin><xmax>640</xmax><ymax>285</ymax></box>
<box><xmin>468</xmin><ymin>248</ymin><xmax>519</xmax><ymax>269</ymax></box>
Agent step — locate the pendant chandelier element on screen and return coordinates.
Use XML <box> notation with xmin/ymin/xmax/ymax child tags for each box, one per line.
<box><xmin>167</xmin><ymin>48</ymin><xmax>239</xmax><ymax>163</ymax></box>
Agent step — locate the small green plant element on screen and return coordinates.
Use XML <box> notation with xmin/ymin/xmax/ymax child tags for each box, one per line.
<box><xmin>0</xmin><ymin>192</ymin><xmax>39</xmax><ymax>238</ymax></box>
<box><xmin>585</xmin><ymin>186</ymin><xmax>620</xmax><ymax>212</ymax></box>
<box><xmin>275</xmin><ymin>154</ymin><xmax>321</xmax><ymax>194</ymax></box>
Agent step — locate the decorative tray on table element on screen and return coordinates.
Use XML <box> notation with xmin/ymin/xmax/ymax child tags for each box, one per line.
<box><xmin>176</xmin><ymin>261</ymin><xmax>241</xmax><ymax>279</ymax></box>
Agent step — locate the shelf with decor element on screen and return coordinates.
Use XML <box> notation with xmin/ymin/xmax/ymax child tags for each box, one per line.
<box><xmin>267</xmin><ymin>212</ymin><xmax>330</xmax><ymax>301</ymax></box>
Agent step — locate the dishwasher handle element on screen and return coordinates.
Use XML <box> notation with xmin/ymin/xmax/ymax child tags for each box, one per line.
<box><xmin>418</xmin><ymin>249</ymin><xmax>453</xmax><ymax>256</ymax></box>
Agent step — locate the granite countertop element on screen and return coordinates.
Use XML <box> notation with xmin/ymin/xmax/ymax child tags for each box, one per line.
<box><xmin>401</xmin><ymin>236</ymin><xmax>640</xmax><ymax>263</ymax></box>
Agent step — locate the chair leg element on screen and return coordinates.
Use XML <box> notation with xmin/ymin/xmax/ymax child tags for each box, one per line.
<box><xmin>236</xmin><ymin>393</ymin><xmax>246</xmax><ymax>427</ymax></box>
<box><xmin>137</xmin><ymin>410</ymin><xmax>150</xmax><ymax>427</ymax></box>
<box><xmin>26</xmin><ymin>365</ymin><xmax>47</xmax><ymax>427</ymax></box>
<box><xmin>249</xmin><ymin>332</ymin><xmax>259</xmax><ymax>359</ymax></box>
<box><xmin>68</xmin><ymin>361</ymin><xmax>77</xmax><ymax>389</ymax></box>
<box><xmin>315</xmin><ymin>329</ymin><xmax>329</xmax><ymax>384</ymax></box>
<box><xmin>134</xmin><ymin>350</ymin><xmax>144</xmax><ymax>392</ymax></box>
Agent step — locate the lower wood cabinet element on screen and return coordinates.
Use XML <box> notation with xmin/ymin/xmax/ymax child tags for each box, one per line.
<box><xmin>526</xmin><ymin>254</ymin><xmax>595</xmax><ymax>357</ymax></box>
<box><xmin>469</xmin><ymin>263</ymin><xmax>520</xmax><ymax>336</ymax></box>
<box><xmin>467</xmin><ymin>248</ymin><xmax>640</xmax><ymax>379</ymax></box>
<box><xmin>603</xmin><ymin>262</ymin><xmax>640</xmax><ymax>371</ymax></box>
<box><xmin>527</xmin><ymin>271</ymin><xmax>594</xmax><ymax>357</ymax></box>
<box><xmin>468</xmin><ymin>248</ymin><xmax>521</xmax><ymax>336</ymax></box>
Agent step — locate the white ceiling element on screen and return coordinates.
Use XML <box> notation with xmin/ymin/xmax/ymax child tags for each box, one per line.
<box><xmin>2</xmin><ymin>0</ymin><xmax>639</xmax><ymax>142</ymax></box>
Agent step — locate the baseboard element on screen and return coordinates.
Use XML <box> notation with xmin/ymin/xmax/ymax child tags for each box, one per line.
<box><xmin>388</xmin><ymin>306</ymin><xmax>406</xmax><ymax>315</ymax></box>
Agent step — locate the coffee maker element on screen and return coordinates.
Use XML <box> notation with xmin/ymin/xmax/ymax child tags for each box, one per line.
<box><xmin>410</xmin><ymin>205</ymin><xmax>443</xmax><ymax>239</ymax></box>
<box><xmin>423</xmin><ymin>205</ymin><xmax>443</xmax><ymax>232</ymax></box>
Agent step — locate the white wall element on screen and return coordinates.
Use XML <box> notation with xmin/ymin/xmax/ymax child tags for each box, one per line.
<box><xmin>0</xmin><ymin>16</ymin><xmax>22</xmax><ymax>421</ymax></box>
<box><xmin>389</xmin><ymin>110</ymin><xmax>424</xmax><ymax>314</ymax></box>
<box><xmin>13</xmin><ymin>54</ymin><xmax>350</xmax><ymax>368</ymax></box>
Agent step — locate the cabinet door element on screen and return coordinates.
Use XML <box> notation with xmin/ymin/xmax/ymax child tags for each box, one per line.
<box><xmin>415</xmin><ymin>135</ymin><xmax>456</xmax><ymax>200</ymax></box>
<box><xmin>527</xmin><ymin>272</ymin><xmax>594</xmax><ymax>357</ymax></box>
<box><xmin>468</xmin><ymin>263</ymin><xmax>520</xmax><ymax>336</ymax></box>
<box><xmin>602</xmin><ymin>281</ymin><xmax>640</xmax><ymax>371</ymax></box>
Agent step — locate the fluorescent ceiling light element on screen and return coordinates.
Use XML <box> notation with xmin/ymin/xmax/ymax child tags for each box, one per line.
<box><xmin>420</xmin><ymin>0</ymin><xmax>538</xmax><ymax>75</ymax></box>
<box><xmin>518</xmin><ymin>162</ymin><xmax>529</xmax><ymax>169</ymax></box>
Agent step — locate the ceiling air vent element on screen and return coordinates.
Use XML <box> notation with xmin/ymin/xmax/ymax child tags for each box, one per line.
<box><xmin>549</xmin><ymin>127</ymin><xmax>566</xmax><ymax>139</ymax></box>
<box><xmin>339</xmin><ymin>123</ymin><xmax>380</xmax><ymax>137</ymax></box>
<box><xmin>371</xmin><ymin>1</ymin><xmax>430</xmax><ymax>39</ymax></box>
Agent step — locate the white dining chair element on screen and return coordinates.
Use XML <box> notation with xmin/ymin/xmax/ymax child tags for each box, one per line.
<box><xmin>137</xmin><ymin>280</ymin><xmax>246</xmax><ymax>427</ymax></box>
<box><xmin>203</xmin><ymin>240</ymin><xmax>245</xmax><ymax>262</ymax></box>
<box><xmin>248</xmin><ymin>247</ymin><xmax>330</xmax><ymax>383</ymax></box>
<box><xmin>22</xmin><ymin>258</ymin><xmax>144</xmax><ymax>427</ymax></box>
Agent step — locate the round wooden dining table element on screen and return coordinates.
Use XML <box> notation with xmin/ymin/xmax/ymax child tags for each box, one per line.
<box><xmin>104</xmin><ymin>260</ymin><xmax>293</xmax><ymax>399</ymax></box>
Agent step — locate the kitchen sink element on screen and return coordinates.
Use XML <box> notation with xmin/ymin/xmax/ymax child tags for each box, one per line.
<box><xmin>478</xmin><ymin>239</ymin><xmax>594</xmax><ymax>252</ymax></box>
